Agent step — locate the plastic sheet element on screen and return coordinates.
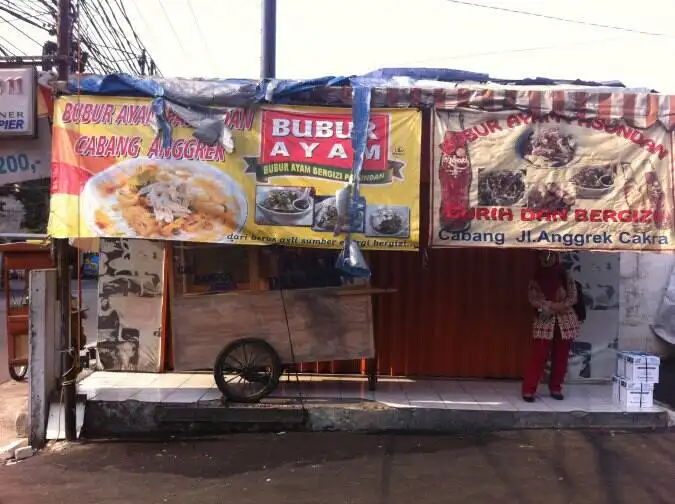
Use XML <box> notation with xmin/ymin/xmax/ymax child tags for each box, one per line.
<box><xmin>67</xmin><ymin>68</ymin><xmax>639</xmax><ymax>109</ymax></box>
<box><xmin>336</xmin><ymin>84</ymin><xmax>372</xmax><ymax>278</ymax></box>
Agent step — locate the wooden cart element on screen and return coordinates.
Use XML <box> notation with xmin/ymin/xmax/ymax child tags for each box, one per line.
<box><xmin>1</xmin><ymin>242</ymin><xmax>53</xmax><ymax>381</ymax></box>
<box><xmin>170</xmin><ymin>245</ymin><xmax>389</xmax><ymax>403</ymax></box>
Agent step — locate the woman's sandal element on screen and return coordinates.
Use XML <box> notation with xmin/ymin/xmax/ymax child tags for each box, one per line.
<box><xmin>550</xmin><ymin>392</ymin><xmax>564</xmax><ymax>401</ymax></box>
<box><xmin>522</xmin><ymin>395</ymin><xmax>535</xmax><ymax>403</ymax></box>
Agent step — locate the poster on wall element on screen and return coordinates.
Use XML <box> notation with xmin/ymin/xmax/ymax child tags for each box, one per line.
<box><xmin>97</xmin><ymin>238</ymin><xmax>164</xmax><ymax>372</ymax></box>
<box><xmin>555</xmin><ymin>251</ymin><xmax>619</xmax><ymax>382</ymax></box>
<box><xmin>431</xmin><ymin>109</ymin><xmax>675</xmax><ymax>251</ymax></box>
<box><xmin>48</xmin><ymin>96</ymin><xmax>422</xmax><ymax>250</ymax></box>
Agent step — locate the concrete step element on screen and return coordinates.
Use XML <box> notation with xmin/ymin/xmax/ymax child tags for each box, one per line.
<box><xmin>82</xmin><ymin>397</ymin><xmax>671</xmax><ymax>439</ymax></box>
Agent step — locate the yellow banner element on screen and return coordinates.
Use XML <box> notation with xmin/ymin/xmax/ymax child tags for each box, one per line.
<box><xmin>431</xmin><ymin>109</ymin><xmax>675</xmax><ymax>251</ymax></box>
<box><xmin>48</xmin><ymin>96</ymin><xmax>421</xmax><ymax>250</ymax></box>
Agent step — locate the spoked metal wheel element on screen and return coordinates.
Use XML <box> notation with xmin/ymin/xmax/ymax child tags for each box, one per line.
<box><xmin>9</xmin><ymin>364</ymin><xmax>28</xmax><ymax>382</ymax></box>
<box><xmin>213</xmin><ymin>338</ymin><xmax>282</xmax><ymax>403</ymax></box>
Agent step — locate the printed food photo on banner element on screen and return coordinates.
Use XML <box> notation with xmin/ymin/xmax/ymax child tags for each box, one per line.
<box><xmin>255</xmin><ymin>186</ymin><xmax>315</xmax><ymax>227</ymax></box>
<box><xmin>431</xmin><ymin>108</ymin><xmax>675</xmax><ymax>251</ymax></box>
<box><xmin>48</xmin><ymin>97</ymin><xmax>422</xmax><ymax>250</ymax></box>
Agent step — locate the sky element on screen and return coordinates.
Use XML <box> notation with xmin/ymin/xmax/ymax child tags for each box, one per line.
<box><xmin>4</xmin><ymin>0</ymin><xmax>675</xmax><ymax>92</ymax></box>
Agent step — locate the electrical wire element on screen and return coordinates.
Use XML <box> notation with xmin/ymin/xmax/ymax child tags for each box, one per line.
<box><xmin>77</xmin><ymin>0</ymin><xmax>131</xmax><ymax>73</ymax></box>
<box><xmin>187</xmin><ymin>0</ymin><xmax>217</xmax><ymax>72</ymax></box>
<box><xmin>0</xmin><ymin>12</ymin><xmax>45</xmax><ymax>49</ymax></box>
<box><xmin>14</xmin><ymin>0</ymin><xmax>52</xmax><ymax>20</ymax></box>
<box><xmin>91</xmin><ymin>0</ymin><xmax>140</xmax><ymax>65</ymax></box>
<box><xmin>0</xmin><ymin>32</ymin><xmax>27</xmax><ymax>55</ymax></box>
<box><xmin>445</xmin><ymin>0</ymin><xmax>675</xmax><ymax>38</ymax></box>
<box><xmin>78</xmin><ymin>0</ymin><xmax>159</xmax><ymax>75</ymax></box>
<box><xmin>112</xmin><ymin>0</ymin><xmax>148</xmax><ymax>53</ymax></box>
<box><xmin>83</xmin><ymin>40</ymin><xmax>137</xmax><ymax>56</ymax></box>
<box><xmin>35</xmin><ymin>0</ymin><xmax>57</xmax><ymax>18</ymax></box>
<box><xmin>155</xmin><ymin>0</ymin><xmax>190</xmax><ymax>74</ymax></box>
<box><xmin>278</xmin><ymin>249</ymin><xmax>306</xmax><ymax>413</ymax></box>
<box><xmin>0</xmin><ymin>0</ymin><xmax>158</xmax><ymax>75</ymax></box>
<box><xmin>79</xmin><ymin>2</ymin><xmax>130</xmax><ymax>70</ymax></box>
<box><xmin>0</xmin><ymin>4</ymin><xmax>49</xmax><ymax>31</ymax></box>
<box><xmin>124</xmin><ymin>0</ymin><xmax>161</xmax><ymax>74</ymax></box>
<box><xmin>390</xmin><ymin>35</ymin><xmax>624</xmax><ymax>67</ymax></box>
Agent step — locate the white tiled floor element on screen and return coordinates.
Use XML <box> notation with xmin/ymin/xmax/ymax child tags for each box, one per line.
<box><xmin>77</xmin><ymin>371</ymin><xmax>664</xmax><ymax>414</ymax></box>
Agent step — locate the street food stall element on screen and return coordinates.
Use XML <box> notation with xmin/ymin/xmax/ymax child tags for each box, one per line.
<box><xmin>43</xmin><ymin>68</ymin><xmax>675</xmax><ymax>410</ymax></box>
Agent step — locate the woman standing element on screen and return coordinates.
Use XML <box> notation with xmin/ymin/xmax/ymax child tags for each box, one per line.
<box><xmin>522</xmin><ymin>251</ymin><xmax>581</xmax><ymax>402</ymax></box>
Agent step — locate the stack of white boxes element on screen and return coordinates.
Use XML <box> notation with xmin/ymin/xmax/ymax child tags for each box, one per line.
<box><xmin>612</xmin><ymin>351</ymin><xmax>660</xmax><ymax>410</ymax></box>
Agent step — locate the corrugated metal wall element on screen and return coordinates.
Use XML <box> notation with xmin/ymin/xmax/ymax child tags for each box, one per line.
<box><xmin>368</xmin><ymin>247</ymin><xmax>535</xmax><ymax>378</ymax></box>
<box><xmin>297</xmin><ymin>111</ymin><xmax>537</xmax><ymax>379</ymax></box>
<box><xmin>297</xmin><ymin>246</ymin><xmax>536</xmax><ymax>379</ymax></box>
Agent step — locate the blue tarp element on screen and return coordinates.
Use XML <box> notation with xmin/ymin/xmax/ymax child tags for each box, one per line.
<box><xmin>67</xmin><ymin>67</ymin><xmax>631</xmax><ymax>104</ymax></box>
<box><xmin>361</xmin><ymin>67</ymin><xmax>490</xmax><ymax>82</ymax></box>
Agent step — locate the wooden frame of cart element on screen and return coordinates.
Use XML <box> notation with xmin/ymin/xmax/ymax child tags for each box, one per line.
<box><xmin>168</xmin><ymin>242</ymin><xmax>389</xmax><ymax>403</ymax></box>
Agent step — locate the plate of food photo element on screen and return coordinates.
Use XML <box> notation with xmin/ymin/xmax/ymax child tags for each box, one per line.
<box><xmin>516</xmin><ymin>127</ymin><xmax>577</xmax><ymax>168</ymax></box>
<box><xmin>477</xmin><ymin>169</ymin><xmax>527</xmax><ymax>207</ymax></box>
<box><xmin>255</xmin><ymin>186</ymin><xmax>314</xmax><ymax>226</ymax></box>
<box><xmin>365</xmin><ymin>205</ymin><xmax>410</xmax><ymax>239</ymax></box>
<box><xmin>526</xmin><ymin>182</ymin><xmax>576</xmax><ymax>212</ymax></box>
<box><xmin>312</xmin><ymin>195</ymin><xmax>365</xmax><ymax>233</ymax></box>
<box><xmin>571</xmin><ymin>164</ymin><xmax>616</xmax><ymax>199</ymax></box>
<box><xmin>81</xmin><ymin>157</ymin><xmax>248</xmax><ymax>242</ymax></box>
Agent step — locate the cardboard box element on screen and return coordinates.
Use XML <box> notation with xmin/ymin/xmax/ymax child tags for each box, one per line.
<box><xmin>616</xmin><ymin>351</ymin><xmax>660</xmax><ymax>384</ymax></box>
<box><xmin>612</xmin><ymin>376</ymin><xmax>654</xmax><ymax>410</ymax></box>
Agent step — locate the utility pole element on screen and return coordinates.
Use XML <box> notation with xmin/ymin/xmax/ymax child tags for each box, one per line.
<box><xmin>260</xmin><ymin>0</ymin><xmax>276</xmax><ymax>79</ymax></box>
<box><xmin>56</xmin><ymin>0</ymin><xmax>77</xmax><ymax>442</ymax></box>
<box><xmin>138</xmin><ymin>49</ymin><xmax>146</xmax><ymax>76</ymax></box>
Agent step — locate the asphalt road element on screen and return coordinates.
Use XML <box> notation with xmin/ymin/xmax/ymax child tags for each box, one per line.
<box><xmin>2</xmin><ymin>430</ymin><xmax>675</xmax><ymax>504</ymax></box>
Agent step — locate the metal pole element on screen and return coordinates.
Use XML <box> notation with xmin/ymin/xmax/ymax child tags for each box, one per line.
<box><xmin>57</xmin><ymin>0</ymin><xmax>77</xmax><ymax>442</ymax></box>
<box><xmin>260</xmin><ymin>0</ymin><xmax>276</xmax><ymax>79</ymax></box>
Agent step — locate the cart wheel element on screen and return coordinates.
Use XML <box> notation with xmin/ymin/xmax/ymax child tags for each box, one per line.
<box><xmin>213</xmin><ymin>338</ymin><xmax>281</xmax><ymax>403</ymax></box>
<box><xmin>9</xmin><ymin>365</ymin><xmax>28</xmax><ymax>382</ymax></box>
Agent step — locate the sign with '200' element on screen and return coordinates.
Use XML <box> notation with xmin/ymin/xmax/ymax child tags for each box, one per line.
<box><xmin>0</xmin><ymin>116</ymin><xmax>51</xmax><ymax>184</ymax></box>
<box><xmin>0</xmin><ymin>154</ymin><xmax>42</xmax><ymax>176</ymax></box>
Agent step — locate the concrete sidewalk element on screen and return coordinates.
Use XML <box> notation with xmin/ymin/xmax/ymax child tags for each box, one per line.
<box><xmin>3</xmin><ymin>431</ymin><xmax>675</xmax><ymax>504</ymax></box>
<box><xmin>80</xmin><ymin>373</ymin><xmax>671</xmax><ymax>437</ymax></box>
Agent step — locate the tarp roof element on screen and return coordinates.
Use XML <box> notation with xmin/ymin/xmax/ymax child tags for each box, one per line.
<box><xmin>65</xmin><ymin>67</ymin><xmax>655</xmax><ymax>108</ymax></box>
<box><xmin>63</xmin><ymin>67</ymin><xmax>670</xmax><ymax>131</ymax></box>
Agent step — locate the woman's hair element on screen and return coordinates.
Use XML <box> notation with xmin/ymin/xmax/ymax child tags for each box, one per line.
<box><xmin>534</xmin><ymin>251</ymin><xmax>566</xmax><ymax>300</ymax></box>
